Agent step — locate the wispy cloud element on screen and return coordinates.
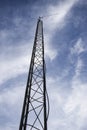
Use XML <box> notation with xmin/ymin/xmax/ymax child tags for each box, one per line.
<box><xmin>64</xmin><ymin>81</ymin><xmax>87</xmax><ymax>129</ymax></box>
<box><xmin>69</xmin><ymin>37</ymin><xmax>86</xmax><ymax>80</ymax></box>
<box><xmin>70</xmin><ymin>38</ymin><xmax>85</xmax><ymax>55</ymax></box>
<box><xmin>0</xmin><ymin>42</ymin><xmax>32</xmax><ymax>85</ymax></box>
<box><xmin>44</xmin><ymin>0</ymin><xmax>79</xmax><ymax>60</ymax></box>
<box><xmin>0</xmin><ymin>83</ymin><xmax>25</xmax><ymax>130</ymax></box>
<box><xmin>47</xmin><ymin>67</ymin><xmax>87</xmax><ymax>130</ymax></box>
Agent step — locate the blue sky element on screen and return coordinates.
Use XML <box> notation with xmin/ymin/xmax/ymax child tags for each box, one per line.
<box><xmin>0</xmin><ymin>0</ymin><xmax>87</xmax><ymax>130</ymax></box>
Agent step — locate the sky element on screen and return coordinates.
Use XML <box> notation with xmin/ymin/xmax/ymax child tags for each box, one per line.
<box><xmin>0</xmin><ymin>0</ymin><xmax>87</xmax><ymax>130</ymax></box>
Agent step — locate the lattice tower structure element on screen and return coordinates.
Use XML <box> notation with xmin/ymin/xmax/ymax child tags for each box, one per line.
<box><xmin>19</xmin><ymin>18</ymin><xmax>49</xmax><ymax>130</ymax></box>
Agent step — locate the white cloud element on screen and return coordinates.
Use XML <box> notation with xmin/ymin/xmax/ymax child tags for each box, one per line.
<box><xmin>0</xmin><ymin>84</ymin><xmax>24</xmax><ymax>107</ymax></box>
<box><xmin>73</xmin><ymin>57</ymin><xmax>83</xmax><ymax>79</ymax></box>
<box><xmin>0</xmin><ymin>83</ymin><xmax>25</xmax><ymax>130</ymax></box>
<box><xmin>64</xmin><ymin>81</ymin><xmax>87</xmax><ymax>129</ymax></box>
<box><xmin>44</xmin><ymin>0</ymin><xmax>79</xmax><ymax>61</ymax></box>
<box><xmin>45</xmin><ymin>37</ymin><xmax>58</xmax><ymax>60</ymax></box>
<box><xmin>0</xmin><ymin>42</ymin><xmax>32</xmax><ymax>85</ymax></box>
<box><xmin>76</xmin><ymin>58</ymin><xmax>83</xmax><ymax>75</ymax></box>
<box><xmin>70</xmin><ymin>38</ymin><xmax>85</xmax><ymax>55</ymax></box>
<box><xmin>69</xmin><ymin>38</ymin><xmax>86</xmax><ymax>80</ymax></box>
<box><xmin>46</xmin><ymin>76</ymin><xmax>87</xmax><ymax>130</ymax></box>
<box><xmin>45</xmin><ymin>0</ymin><xmax>79</xmax><ymax>31</ymax></box>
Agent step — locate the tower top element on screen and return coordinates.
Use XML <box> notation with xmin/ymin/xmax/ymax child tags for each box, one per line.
<box><xmin>38</xmin><ymin>16</ymin><xmax>43</xmax><ymax>21</ymax></box>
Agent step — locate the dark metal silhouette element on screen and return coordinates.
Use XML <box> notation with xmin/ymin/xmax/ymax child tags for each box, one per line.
<box><xmin>19</xmin><ymin>18</ymin><xmax>49</xmax><ymax>130</ymax></box>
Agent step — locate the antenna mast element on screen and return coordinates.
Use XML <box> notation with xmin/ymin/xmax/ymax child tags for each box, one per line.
<box><xmin>19</xmin><ymin>18</ymin><xmax>49</xmax><ymax>130</ymax></box>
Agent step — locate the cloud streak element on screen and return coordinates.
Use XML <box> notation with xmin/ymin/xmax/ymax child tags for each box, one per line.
<box><xmin>44</xmin><ymin>0</ymin><xmax>79</xmax><ymax>60</ymax></box>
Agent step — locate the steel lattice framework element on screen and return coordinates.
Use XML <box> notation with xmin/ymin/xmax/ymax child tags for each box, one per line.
<box><xmin>19</xmin><ymin>18</ymin><xmax>49</xmax><ymax>130</ymax></box>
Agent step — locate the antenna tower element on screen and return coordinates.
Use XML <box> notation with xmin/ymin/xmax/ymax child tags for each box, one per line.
<box><xmin>19</xmin><ymin>18</ymin><xmax>49</xmax><ymax>130</ymax></box>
